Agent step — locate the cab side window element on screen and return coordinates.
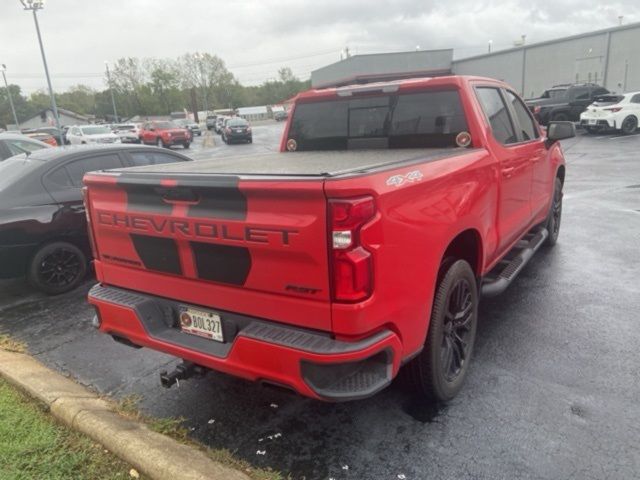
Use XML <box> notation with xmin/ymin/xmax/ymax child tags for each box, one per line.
<box><xmin>505</xmin><ymin>91</ymin><xmax>540</xmax><ymax>141</ymax></box>
<box><xmin>572</xmin><ymin>87</ymin><xmax>590</xmax><ymax>101</ymax></box>
<box><xmin>476</xmin><ymin>87</ymin><xmax>518</xmax><ymax>145</ymax></box>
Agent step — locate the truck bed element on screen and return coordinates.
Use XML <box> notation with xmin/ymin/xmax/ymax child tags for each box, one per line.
<box><xmin>112</xmin><ymin>148</ymin><xmax>473</xmax><ymax>178</ymax></box>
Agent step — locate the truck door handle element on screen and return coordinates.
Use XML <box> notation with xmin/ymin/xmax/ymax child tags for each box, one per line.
<box><xmin>502</xmin><ymin>167</ymin><xmax>516</xmax><ymax>178</ymax></box>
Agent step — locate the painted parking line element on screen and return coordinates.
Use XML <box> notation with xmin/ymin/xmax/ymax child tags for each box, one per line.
<box><xmin>609</xmin><ymin>134</ymin><xmax>640</xmax><ymax>139</ymax></box>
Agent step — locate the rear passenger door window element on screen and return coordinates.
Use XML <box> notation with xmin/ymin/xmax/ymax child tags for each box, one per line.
<box><xmin>505</xmin><ymin>91</ymin><xmax>539</xmax><ymax>141</ymax></box>
<box><xmin>65</xmin><ymin>154</ymin><xmax>125</xmax><ymax>187</ymax></box>
<box><xmin>475</xmin><ymin>87</ymin><xmax>517</xmax><ymax>144</ymax></box>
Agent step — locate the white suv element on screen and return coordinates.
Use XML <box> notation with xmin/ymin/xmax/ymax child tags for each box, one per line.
<box><xmin>66</xmin><ymin>125</ymin><xmax>121</xmax><ymax>145</ymax></box>
<box><xmin>580</xmin><ymin>92</ymin><xmax>640</xmax><ymax>134</ymax></box>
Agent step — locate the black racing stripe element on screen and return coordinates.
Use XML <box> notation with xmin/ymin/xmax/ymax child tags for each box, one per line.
<box><xmin>190</xmin><ymin>241</ymin><xmax>251</xmax><ymax>285</ymax></box>
<box><xmin>186</xmin><ymin>186</ymin><xmax>247</xmax><ymax>220</ymax></box>
<box><xmin>123</xmin><ymin>185</ymin><xmax>173</xmax><ymax>214</ymax></box>
<box><xmin>130</xmin><ymin>234</ymin><xmax>182</xmax><ymax>275</ymax></box>
<box><xmin>115</xmin><ymin>174</ymin><xmax>246</xmax><ymax>218</ymax></box>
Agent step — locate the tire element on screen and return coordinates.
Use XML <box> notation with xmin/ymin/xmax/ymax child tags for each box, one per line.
<box><xmin>155</xmin><ymin>137</ymin><xmax>161</xmax><ymax>147</ymax></box>
<box><xmin>552</xmin><ymin>113</ymin><xmax>569</xmax><ymax>122</ymax></box>
<box><xmin>620</xmin><ymin>116</ymin><xmax>638</xmax><ymax>135</ymax></box>
<box><xmin>585</xmin><ymin>126</ymin><xmax>599</xmax><ymax>134</ymax></box>
<box><xmin>545</xmin><ymin>177</ymin><xmax>563</xmax><ymax>246</ymax></box>
<box><xmin>28</xmin><ymin>242</ymin><xmax>87</xmax><ymax>295</ymax></box>
<box><xmin>183</xmin><ymin>142</ymin><xmax>190</xmax><ymax>149</ymax></box>
<box><xmin>405</xmin><ymin>259</ymin><xmax>478</xmax><ymax>403</ymax></box>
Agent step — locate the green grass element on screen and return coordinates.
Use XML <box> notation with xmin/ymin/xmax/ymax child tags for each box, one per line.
<box><xmin>0</xmin><ymin>379</ymin><xmax>142</xmax><ymax>480</ymax></box>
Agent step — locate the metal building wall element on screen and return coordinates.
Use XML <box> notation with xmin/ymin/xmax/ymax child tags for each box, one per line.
<box><xmin>452</xmin><ymin>22</ymin><xmax>640</xmax><ymax>98</ymax></box>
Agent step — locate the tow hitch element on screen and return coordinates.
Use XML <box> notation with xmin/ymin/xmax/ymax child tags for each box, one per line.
<box><xmin>159</xmin><ymin>361</ymin><xmax>206</xmax><ymax>388</ymax></box>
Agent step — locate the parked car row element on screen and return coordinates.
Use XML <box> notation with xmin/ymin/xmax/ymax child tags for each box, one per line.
<box><xmin>525</xmin><ymin>82</ymin><xmax>639</xmax><ymax>135</ymax></box>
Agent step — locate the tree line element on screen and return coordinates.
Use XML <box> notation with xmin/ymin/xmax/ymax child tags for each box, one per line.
<box><xmin>0</xmin><ymin>52</ymin><xmax>310</xmax><ymax>128</ymax></box>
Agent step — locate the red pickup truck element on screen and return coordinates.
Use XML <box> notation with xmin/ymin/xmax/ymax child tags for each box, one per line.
<box><xmin>84</xmin><ymin>76</ymin><xmax>574</xmax><ymax>403</ymax></box>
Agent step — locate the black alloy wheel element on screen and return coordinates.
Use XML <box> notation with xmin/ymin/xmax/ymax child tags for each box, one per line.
<box><xmin>546</xmin><ymin>177</ymin><xmax>563</xmax><ymax>246</ymax></box>
<box><xmin>405</xmin><ymin>259</ymin><xmax>478</xmax><ymax>403</ymax></box>
<box><xmin>28</xmin><ymin>242</ymin><xmax>87</xmax><ymax>295</ymax></box>
<box><xmin>440</xmin><ymin>277</ymin><xmax>475</xmax><ymax>382</ymax></box>
<box><xmin>621</xmin><ymin>116</ymin><xmax>638</xmax><ymax>135</ymax></box>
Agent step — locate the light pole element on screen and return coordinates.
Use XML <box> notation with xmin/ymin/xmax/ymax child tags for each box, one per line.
<box><xmin>104</xmin><ymin>61</ymin><xmax>118</xmax><ymax>123</ymax></box>
<box><xmin>20</xmin><ymin>0</ymin><xmax>63</xmax><ymax>145</ymax></box>
<box><xmin>1</xmin><ymin>64</ymin><xmax>20</xmax><ymax>129</ymax></box>
<box><xmin>193</xmin><ymin>52</ymin><xmax>209</xmax><ymax>117</ymax></box>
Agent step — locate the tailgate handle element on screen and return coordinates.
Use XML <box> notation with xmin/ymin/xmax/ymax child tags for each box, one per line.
<box><xmin>155</xmin><ymin>187</ymin><xmax>199</xmax><ymax>204</ymax></box>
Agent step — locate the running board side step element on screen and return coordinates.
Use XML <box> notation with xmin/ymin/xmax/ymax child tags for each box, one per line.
<box><xmin>481</xmin><ymin>228</ymin><xmax>548</xmax><ymax>297</ymax></box>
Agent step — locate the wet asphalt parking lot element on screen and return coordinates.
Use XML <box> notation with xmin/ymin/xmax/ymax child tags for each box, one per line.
<box><xmin>1</xmin><ymin>124</ymin><xmax>639</xmax><ymax>480</ymax></box>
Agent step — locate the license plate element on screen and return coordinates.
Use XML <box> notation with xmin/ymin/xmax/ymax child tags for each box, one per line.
<box><xmin>588</xmin><ymin>119</ymin><xmax>597</xmax><ymax>125</ymax></box>
<box><xmin>179</xmin><ymin>307</ymin><xmax>223</xmax><ymax>342</ymax></box>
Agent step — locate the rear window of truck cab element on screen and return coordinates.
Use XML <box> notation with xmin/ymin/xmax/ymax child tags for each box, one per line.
<box><xmin>288</xmin><ymin>90</ymin><xmax>468</xmax><ymax>150</ymax></box>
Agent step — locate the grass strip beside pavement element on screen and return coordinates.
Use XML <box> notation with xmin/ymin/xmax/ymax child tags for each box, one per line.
<box><xmin>0</xmin><ymin>379</ymin><xmax>143</xmax><ymax>480</ymax></box>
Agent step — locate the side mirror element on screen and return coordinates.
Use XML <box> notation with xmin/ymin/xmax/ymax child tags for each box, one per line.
<box><xmin>149</xmin><ymin>128</ymin><xmax>155</xmax><ymax>132</ymax></box>
<box><xmin>546</xmin><ymin>121</ymin><xmax>576</xmax><ymax>143</ymax></box>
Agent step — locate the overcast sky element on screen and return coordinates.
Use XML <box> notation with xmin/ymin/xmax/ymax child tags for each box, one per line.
<box><xmin>1</xmin><ymin>0</ymin><xmax>639</xmax><ymax>93</ymax></box>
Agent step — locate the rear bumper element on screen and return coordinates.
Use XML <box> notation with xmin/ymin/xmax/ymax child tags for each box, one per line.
<box><xmin>580</xmin><ymin>118</ymin><xmax>616</xmax><ymax>129</ymax></box>
<box><xmin>88</xmin><ymin>284</ymin><xmax>401</xmax><ymax>401</ymax></box>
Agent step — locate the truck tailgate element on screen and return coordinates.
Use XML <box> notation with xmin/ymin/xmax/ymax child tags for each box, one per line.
<box><xmin>84</xmin><ymin>172</ymin><xmax>331</xmax><ymax>330</ymax></box>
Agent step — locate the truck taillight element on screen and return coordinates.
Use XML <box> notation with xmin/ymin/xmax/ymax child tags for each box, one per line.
<box><xmin>82</xmin><ymin>187</ymin><xmax>99</xmax><ymax>260</ymax></box>
<box><xmin>328</xmin><ymin>196</ymin><xmax>375</xmax><ymax>302</ymax></box>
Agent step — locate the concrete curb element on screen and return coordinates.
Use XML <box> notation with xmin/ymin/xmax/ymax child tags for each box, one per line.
<box><xmin>0</xmin><ymin>348</ymin><xmax>250</xmax><ymax>480</ymax></box>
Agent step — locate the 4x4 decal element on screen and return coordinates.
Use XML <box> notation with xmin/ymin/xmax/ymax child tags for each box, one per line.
<box><xmin>386</xmin><ymin>170</ymin><xmax>423</xmax><ymax>187</ymax></box>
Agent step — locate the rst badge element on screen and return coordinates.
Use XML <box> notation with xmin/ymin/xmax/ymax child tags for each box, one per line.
<box><xmin>386</xmin><ymin>170</ymin><xmax>423</xmax><ymax>187</ymax></box>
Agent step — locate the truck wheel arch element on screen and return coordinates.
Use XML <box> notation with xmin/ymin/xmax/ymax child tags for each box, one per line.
<box><xmin>556</xmin><ymin>165</ymin><xmax>565</xmax><ymax>186</ymax></box>
<box><xmin>440</xmin><ymin>228</ymin><xmax>483</xmax><ymax>279</ymax></box>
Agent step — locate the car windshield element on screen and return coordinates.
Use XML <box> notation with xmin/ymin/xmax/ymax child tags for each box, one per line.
<box><xmin>542</xmin><ymin>89</ymin><xmax>567</xmax><ymax>100</ymax></box>
<box><xmin>289</xmin><ymin>90</ymin><xmax>469</xmax><ymax>150</ymax></box>
<box><xmin>228</xmin><ymin>119</ymin><xmax>248</xmax><ymax>127</ymax></box>
<box><xmin>0</xmin><ymin>155</ymin><xmax>40</xmax><ymax>191</ymax></box>
<box><xmin>81</xmin><ymin>126</ymin><xmax>112</xmax><ymax>135</ymax></box>
<box><xmin>153</xmin><ymin>122</ymin><xmax>174</xmax><ymax>129</ymax></box>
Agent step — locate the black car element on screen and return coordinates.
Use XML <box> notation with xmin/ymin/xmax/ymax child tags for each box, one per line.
<box><xmin>0</xmin><ymin>145</ymin><xmax>192</xmax><ymax>294</ymax></box>
<box><xmin>0</xmin><ymin>133</ymin><xmax>52</xmax><ymax>161</ymax></box>
<box><xmin>222</xmin><ymin>118</ymin><xmax>252</xmax><ymax>144</ymax></box>
<box><xmin>525</xmin><ymin>83</ymin><xmax>609</xmax><ymax>125</ymax></box>
<box><xmin>274</xmin><ymin>110</ymin><xmax>288</xmax><ymax>121</ymax></box>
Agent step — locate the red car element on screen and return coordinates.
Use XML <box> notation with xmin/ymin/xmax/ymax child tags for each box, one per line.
<box><xmin>85</xmin><ymin>76</ymin><xmax>573</xmax><ymax>403</ymax></box>
<box><xmin>139</xmin><ymin>121</ymin><xmax>191</xmax><ymax>149</ymax></box>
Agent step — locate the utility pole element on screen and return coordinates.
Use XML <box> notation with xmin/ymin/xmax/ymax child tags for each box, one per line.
<box><xmin>104</xmin><ymin>61</ymin><xmax>118</xmax><ymax>123</ymax></box>
<box><xmin>1</xmin><ymin>64</ymin><xmax>20</xmax><ymax>129</ymax></box>
<box><xmin>20</xmin><ymin>0</ymin><xmax>64</xmax><ymax>145</ymax></box>
<box><xmin>488</xmin><ymin>40</ymin><xmax>493</xmax><ymax>53</ymax></box>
